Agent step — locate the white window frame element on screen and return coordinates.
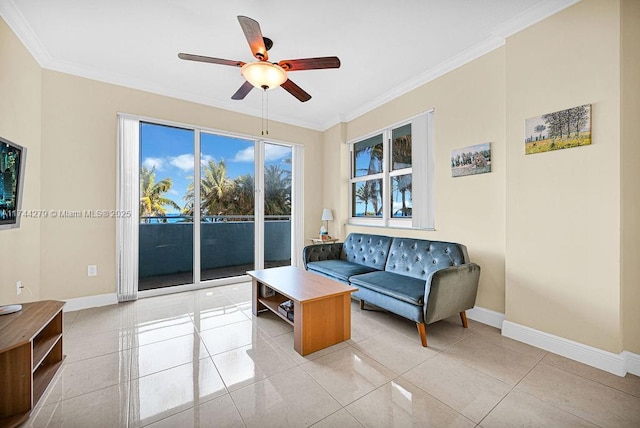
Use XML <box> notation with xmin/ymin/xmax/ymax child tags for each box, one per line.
<box><xmin>348</xmin><ymin>110</ymin><xmax>434</xmax><ymax>230</ymax></box>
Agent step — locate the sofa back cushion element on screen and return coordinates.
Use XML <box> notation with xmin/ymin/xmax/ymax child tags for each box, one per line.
<box><xmin>385</xmin><ymin>238</ymin><xmax>467</xmax><ymax>280</ymax></box>
<box><xmin>341</xmin><ymin>233</ymin><xmax>393</xmax><ymax>271</ymax></box>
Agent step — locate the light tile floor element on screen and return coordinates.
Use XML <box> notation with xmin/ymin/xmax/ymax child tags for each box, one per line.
<box><xmin>25</xmin><ymin>282</ymin><xmax>640</xmax><ymax>427</ymax></box>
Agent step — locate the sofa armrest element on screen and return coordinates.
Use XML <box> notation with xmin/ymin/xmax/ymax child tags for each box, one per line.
<box><xmin>302</xmin><ymin>243</ymin><xmax>344</xmax><ymax>269</ymax></box>
<box><xmin>424</xmin><ymin>263</ymin><xmax>481</xmax><ymax>324</ymax></box>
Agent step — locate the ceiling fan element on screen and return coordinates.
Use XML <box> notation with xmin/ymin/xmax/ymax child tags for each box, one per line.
<box><xmin>178</xmin><ymin>16</ymin><xmax>340</xmax><ymax>102</ymax></box>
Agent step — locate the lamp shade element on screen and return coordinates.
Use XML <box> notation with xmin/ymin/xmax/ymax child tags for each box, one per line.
<box><xmin>321</xmin><ymin>208</ymin><xmax>333</xmax><ymax>221</ymax></box>
<box><xmin>241</xmin><ymin>61</ymin><xmax>288</xmax><ymax>90</ymax></box>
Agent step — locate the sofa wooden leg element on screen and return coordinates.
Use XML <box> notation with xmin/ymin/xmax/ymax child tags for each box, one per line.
<box><xmin>460</xmin><ymin>311</ymin><xmax>469</xmax><ymax>328</ymax></box>
<box><xmin>359</xmin><ymin>299</ymin><xmax>365</xmax><ymax>310</ymax></box>
<box><xmin>416</xmin><ymin>323</ymin><xmax>427</xmax><ymax>347</ymax></box>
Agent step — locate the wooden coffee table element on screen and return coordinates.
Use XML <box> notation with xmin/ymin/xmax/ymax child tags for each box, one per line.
<box><xmin>247</xmin><ymin>266</ymin><xmax>357</xmax><ymax>356</ymax></box>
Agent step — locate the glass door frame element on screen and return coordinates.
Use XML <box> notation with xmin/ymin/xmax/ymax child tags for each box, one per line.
<box><xmin>253</xmin><ymin>141</ymin><xmax>299</xmax><ymax>272</ymax></box>
<box><xmin>118</xmin><ymin>114</ymin><xmax>302</xmax><ymax>299</ymax></box>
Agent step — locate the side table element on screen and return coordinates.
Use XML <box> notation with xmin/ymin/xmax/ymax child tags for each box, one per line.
<box><xmin>308</xmin><ymin>237</ymin><xmax>339</xmax><ymax>244</ymax></box>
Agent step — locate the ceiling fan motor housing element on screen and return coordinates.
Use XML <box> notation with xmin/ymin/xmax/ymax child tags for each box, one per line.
<box><xmin>263</xmin><ymin>37</ymin><xmax>273</xmax><ymax>51</ymax></box>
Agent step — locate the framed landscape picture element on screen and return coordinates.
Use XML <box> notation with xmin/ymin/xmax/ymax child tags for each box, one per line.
<box><xmin>525</xmin><ymin>104</ymin><xmax>591</xmax><ymax>155</ymax></box>
<box><xmin>451</xmin><ymin>143</ymin><xmax>491</xmax><ymax>178</ymax></box>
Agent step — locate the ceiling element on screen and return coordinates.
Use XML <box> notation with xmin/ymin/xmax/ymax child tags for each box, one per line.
<box><xmin>0</xmin><ymin>0</ymin><xmax>578</xmax><ymax>131</ymax></box>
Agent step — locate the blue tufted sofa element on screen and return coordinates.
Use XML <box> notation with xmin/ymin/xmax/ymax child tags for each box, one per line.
<box><xmin>303</xmin><ymin>233</ymin><xmax>481</xmax><ymax>346</ymax></box>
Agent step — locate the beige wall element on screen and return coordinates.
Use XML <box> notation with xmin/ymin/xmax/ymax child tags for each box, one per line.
<box><xmin>332</xmin><ymin>48</ymin><xmax>507</xmax><ymax>314</ymax></box>
<box><xmin>621</xmin><ymin>0</ymin><xmax>640</xmax><ymax>354</ymax></box>
<box><xmin>321</xmin><ymin>122</ymin><xmax>349</xmax><ymax>240</ymax></box>
<box><xmin>0</xmin><ymin>46</ymin><xmax>321</xmax><ymax>304</ymax></box>
<box><xmin>327</xmin><ymin>0</ymin><xmax>633</xmax><ymax>354</ymax></box>
<box><xmin>0</xmin><ymin>18</ymin><xmax>42</xmax><ymax>305</ymax></box>
<box><xmin>37</xmin><ymin>71</ymin><xmax>323</xmax><ymax>300</ymax></box>
<box><xmin>505</xmin><ymin>0</ymin><xmax>622</xmax><ymax>352</ymax></box>
<box><xmin>2</xmin><ymin>0</ymin><xmax>637</xmax><ymax>356</ymax></box>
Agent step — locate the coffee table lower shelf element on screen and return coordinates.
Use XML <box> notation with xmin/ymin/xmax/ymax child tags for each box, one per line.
<box><xmin>258</xmin><ymin>295</ymin><xmax>294</xmax><ymax>326</ymax></box>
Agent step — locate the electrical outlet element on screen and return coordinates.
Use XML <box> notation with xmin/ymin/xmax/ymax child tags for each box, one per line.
<box><xmin>88</xmin><ymin>265</ymin><xmax>97</xmax><ymax>277</ymax></box>
<box><xmin>17</xmin><ymin>280</ymin><xmax>22</xmax><ymax>295</ymax></box>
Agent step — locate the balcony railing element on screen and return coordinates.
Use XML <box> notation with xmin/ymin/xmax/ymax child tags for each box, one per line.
<box><xmin>139</xmin><ymin>215</ymin><xmax>291</xmax><ymax>280</ymax></box>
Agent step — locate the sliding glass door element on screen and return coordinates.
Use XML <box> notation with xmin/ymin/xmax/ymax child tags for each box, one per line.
<box><xmin>199</xmin><ymin>133</ymin><xmax>255</xmax><ymax>281</ymax></box>
<box><xmin>138</xmin><ymin>123</ymin><xmax>194</xmax><ymax>291</ymax></box>
<box><xmin>263</xmin><ymin>143</ymin><xmax>292</xmax><ymax>269</ymax></box>
<box><xmin>134</xmin><ymin>120</ymin><xmax>297</xmax><ymax>293</ymax></box>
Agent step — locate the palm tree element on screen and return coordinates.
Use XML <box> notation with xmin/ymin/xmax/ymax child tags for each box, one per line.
<box><xmin>370</xmin><ymin>180</ymin><xmax>382</xmax><ymax>216</ymax></box>
<box><xmin>184</xmin><ymin>159</ymin><xmax>232</xmax><ymax>217</ymax></box>
<box><xmin>392</xmin><ymin>135</ymin><xmax>412</xmax><ymax>170</ymax></box>
<box><xmin>183</xmin><ymin>160</ymin><xmax>292</xmax><ymax>219</ymax></box>
<box><xmin>139</xmin><ymin>166</ymin><xmax>180</xmax><ymax>222</ymax></box>
<box><xmin>393</xmin><ymin>175</ymin><xmax>412</xmax><ymax>216</ymax></box>
<box><xmin>264</xmin><ymin>164</ymin><xmax>291</xmax><ymax>215</ymax></box>
<box><xmin>202</xmin><ymin>159</ymin><xmax>232</xmax><ymax>215</ymax></box>
<box><xmin>355</xmin><ymin>182</ymin><xmax>373</xmax><ymax>216</ymax></box>
<box><xmin>228</xmin><ymin>174</ymin><xmax>254</xmax><ymax>215</ymax></box>
<box><xmin>355</xmin><ymin>142</ymin><xmax>384</xmax><ymax>176</ymax></box>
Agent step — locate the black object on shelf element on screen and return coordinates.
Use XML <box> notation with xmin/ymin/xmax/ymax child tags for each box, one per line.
<box><xmin>278</xmin><ymin>300</ymin><xmax>294</xmax><ymax>321</ymax></box>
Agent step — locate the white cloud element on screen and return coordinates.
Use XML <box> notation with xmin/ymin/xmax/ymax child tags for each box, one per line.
<box><xmin>265</xmin><ymin>144</ymin><xmax>291</xmax><ymax>162</ymax></box>
<box><xmin>142</xmin><ymin>157</ymin><xmax>165</xmax><ymax>171</ymax></box>
<box><xmin>231</xmin><ymin>145</ymin><xmax>291</xmax><ymax>163</ymax></box>
<box><xmin>201</xmin><ymin>154</ymin><xmax>214</xmax><ymax>165</ymax></box>
<box><xmin>144</xmin><ymin>154</ymin><xmax>217</xmax><ymax>173</ymax></box>
<box><xmin>232</xmin><ymin>147</ymin><xmax>255</xmax><ymax>162</ymax></box>
<box><xmin>170</xmin><ymin>154</ymin><xmax>195</xmax><ymax>171</ymax></box>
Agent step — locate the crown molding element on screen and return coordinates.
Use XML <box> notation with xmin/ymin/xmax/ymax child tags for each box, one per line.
<box><xmin>324</xmin><ymin>0</ymin><xmax>583</xmax><ymax>130</ymax></box>
<box><xmin>491</xmin><ymin>0</ymin><xmax>581</xmax><ymax>38</ymax></box>
<box><xmin>42</xmin><ymin>56</ymin><xmax>324</xmax><ymax>131</ymax></box>
<box><xmin>330</xmin><ymin>35</ymin><xmax>505</xmax><ymax>128</ymax></box>
<box><xmin>0</xmin><ymin>0</ymin><xmax>51</xmax><ymax>66</ymax></box>
<box><xmin>2</xmin><ymin>0</ymin><xmax>583</xmax><ymax>132</ymax></box>
<box><xmin>45</xmin><ymin>55</ymin><xmax>323</xmax><ymax>131</ymax></box>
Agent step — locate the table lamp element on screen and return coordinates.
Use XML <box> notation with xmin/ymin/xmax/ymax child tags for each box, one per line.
<box><xmin>321</xmin><ymin>208</ymin><xmax>333</xmax><ymax>238</ymax></box>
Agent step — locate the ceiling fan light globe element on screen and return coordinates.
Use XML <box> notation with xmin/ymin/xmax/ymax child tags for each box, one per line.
<box><xmin>241</xmin><ymin>62</ymin><xmax>287</xmax><ymax>90</ymax></box>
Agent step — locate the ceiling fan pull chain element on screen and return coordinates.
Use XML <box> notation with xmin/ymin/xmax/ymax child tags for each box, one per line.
<box><xmin>266</xmin><ymin>90</ymin><xmax>269</xmax><ymax>135</ymax></box>
<box><xmin>261</xmin><ymin>89</ymin><xmax>265</xmax><ymax>136</ymax></box>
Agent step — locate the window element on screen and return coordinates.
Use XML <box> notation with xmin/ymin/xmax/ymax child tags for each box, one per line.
<box><xmin>349</xmin><ymin>111</ymin><xmax>434</xmax><ymax>229</ymax></box>
<box><xmin>352</xmin><ymin>134</ymin><xmax>383</xmax><ymax>218</ymax></box>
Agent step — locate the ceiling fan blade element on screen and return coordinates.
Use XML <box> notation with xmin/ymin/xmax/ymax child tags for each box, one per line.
<box><xmin>237</xmin><ymin>16</ymin><xmax>268</xmax><ymax>61</ymax></box>
<box><xmin>178</xmin><ymin>53</ymin><xmax>244</xmax><ymax>67</ymax></box>
<box><xmin>278</xmin><ymin>57</ymin><xmax>341</xmax><ymax>71</ymax></box>
<box><xmin>231</xmin><ymin>81</ymin><xmax>254</xmax><ymax>100</ymax></box>
<box><xmin>281</xmin><ymin>79</ymin><xmax>311</xmax><ymax>102</ymax></box>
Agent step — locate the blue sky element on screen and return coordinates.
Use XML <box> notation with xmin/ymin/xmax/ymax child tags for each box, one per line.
<box><xmin>140</xmin><ymin>122</ymin><xmax>291</xmax><ymax>213</ymax></box>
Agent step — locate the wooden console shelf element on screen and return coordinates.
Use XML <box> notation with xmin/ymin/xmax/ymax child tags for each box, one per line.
<box><xmin>0</xmin><ymin>300</ymin><xmax>65</xmax><ymax>428</ymax></box>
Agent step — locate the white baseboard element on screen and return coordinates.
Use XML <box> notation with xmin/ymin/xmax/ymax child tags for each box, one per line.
<box><xmin>58</xmin><ymin>294</ymin><xmax>640</xmax><ymax>378</ymax></box>
<box><xmin>63</xmin><ymin>293</ymin><xmax>118</xmax><ymax>312</ymax></box>
<box><xmin>623</xmin><ymin>351</ymin><xmax>640</xmax><ymax>377</ymax></box>
<box><xmin>466</xmin><ymin>306</ymin><xmax>505</xmax><ymax>329</ymax></box>
<box><xmin>502</xmin><ymin>320</ymin><xmax>630</xmax><ymax>377</ymax></box>
<box><xmin>468</xmin><ymin>312</ymin><xmax>640</xmax><ymax>377</ymax></box>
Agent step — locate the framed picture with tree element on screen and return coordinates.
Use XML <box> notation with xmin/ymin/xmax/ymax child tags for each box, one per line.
<box><xmin>525</xmin><ymin>104</ymin><xmax>591</xmax><ymax>155</ymax></box>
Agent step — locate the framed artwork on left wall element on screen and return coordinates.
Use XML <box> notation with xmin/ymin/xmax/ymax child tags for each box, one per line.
<box><xmin>451</xmin><ymin>143</ymin><xmax>491</xmax><ymax>178</ymax></box>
